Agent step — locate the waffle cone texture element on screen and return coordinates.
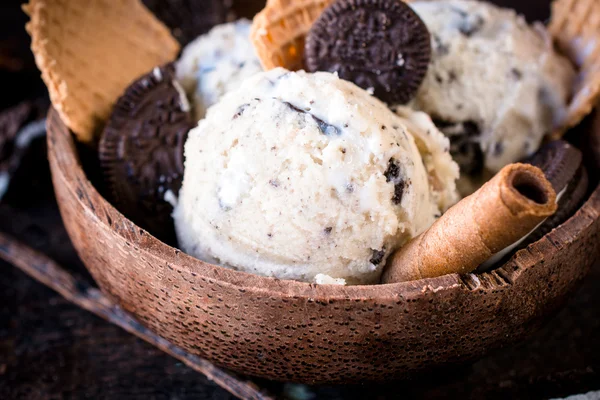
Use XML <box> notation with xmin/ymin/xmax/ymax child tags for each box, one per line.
<box><xmin>24</xmin><ymin>0</ymin><xmax>180</xmax><ymax>142</ymax></box>
<box><xmin>250</xmin><ymin>0</ymin><xmax>336</xmax><ymax>71</ymax></box>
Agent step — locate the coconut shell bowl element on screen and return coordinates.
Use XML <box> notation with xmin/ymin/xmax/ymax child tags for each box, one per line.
<box><xmin>46</xmin><ymin>108</ymin><xmax>600</xmax><ymax>384</ymax></box>
<box><xmin>42</xmin><ymin>0</ymin><xmax>600</xmax><ymax>385</ymax></box>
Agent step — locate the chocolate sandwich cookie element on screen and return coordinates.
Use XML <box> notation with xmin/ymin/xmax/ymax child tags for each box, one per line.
<box><xmin>99</xmin><ymin>63</ymin><xmax>194</xmax><ymax>244</ymax></box>
<box><xmin>305</xmin><ymin>0</ymin><xmax>431</xmax><ymax>104</ymax></box>
<box><xmin>526</xmin><ymin>140</ymin><xmax>589</xmax><ymax>241</ymax></box>
<box><xmin>143</xmin><ymin>0</ymin><xmax>234</xmax><ymax>46</ymax></box>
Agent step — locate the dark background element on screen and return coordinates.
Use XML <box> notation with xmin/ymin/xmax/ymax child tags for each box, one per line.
<box><xmin>2</xmin><ymin>0</ymin><xmax>599</xmax><ymax>399</ymax></box>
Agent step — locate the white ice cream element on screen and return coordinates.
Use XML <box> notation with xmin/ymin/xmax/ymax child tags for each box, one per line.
<box><xmin>408</xmin><ymin>0</ymin><xmax>575</xmax><ymax>185</ymax></box>
<box><xmin>174</xmin><ymin>68</ymin><xmax>458</xmax><ymax>284</ymax></box>
<box><xmin>176</xmin><ymin>19</ymin><xmax>263</xmax><ymax>120</ymax></box>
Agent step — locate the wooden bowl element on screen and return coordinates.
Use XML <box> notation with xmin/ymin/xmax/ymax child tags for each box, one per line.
<box><xmin>47</xmin><ymin>107</ymin><xmax>600</xmax><ymax>384</ymax></box>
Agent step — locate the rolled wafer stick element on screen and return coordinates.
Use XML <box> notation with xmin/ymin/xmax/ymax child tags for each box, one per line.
<box><xmin>381</xmin><ymin>163</ymin><xmax>557</xmax><ymax>284</ymax></box>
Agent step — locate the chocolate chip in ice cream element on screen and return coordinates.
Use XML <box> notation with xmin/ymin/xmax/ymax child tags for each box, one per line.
<box><xmin>433</xmin><ymin>119</ymin><xmax>484</xmax><ymax>176</ymax></box>
<box><xmin>233</xmin><ymin>103</ymin><xmax>251</xmax><ymax>119</ymax></box>
<box><xmin>99</xmin><ymin>63</ymin><xmax>194</xmax><ymax>244</ymax></box>
<box><xmin>282</xmin><ymin>101</ymin><xmax>341</xmax><ymax>136</ymax></box>
<box><xmin>451</xmin><ymin>138</ymin><xmax>485</xmax><ymax>176</ymax></box>
<box><xmin>370</xmin><ymin>248</ymin><xmax>386</xmax><ymax>266</ymax></box>
<box><xmin>458</xmin><ymin>14</ymin><xmax>485</xmax><ymax>37</ymax></box>
<box><xmin>305</xmin><ymin>0</ymin><xmax>431</xmax><ymax>105</ymax></box>
<box><xmin>385</xmin><ymin>158</ymin><xmax>408</xmax><ymax>205</ymax></box>
<box><xmin>433</xmin><ymin>34</ymin><xmax>450</xmax><ymax>56</ymax></box>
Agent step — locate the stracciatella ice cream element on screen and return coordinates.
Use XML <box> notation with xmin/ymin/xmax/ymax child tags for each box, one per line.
<box><xmin>176</xmin><ymin>19</ymin><xmax>263</xmax><ymax>120</ymax></box>
<box><xmin>174</xmin><ymin>68</ymin><xmax>459</xmax><ymax>284</ymax></box>
<box><xmin>408</xmin><ymin>0</ymin><xmax>575</xmax><ymax>190</ymax></box>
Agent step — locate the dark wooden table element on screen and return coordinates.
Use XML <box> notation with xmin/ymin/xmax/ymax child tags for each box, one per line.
<box><xmin>2</xmin><ymin>0</ymin><xmax>600</xmax><ymax>398</ymax></box>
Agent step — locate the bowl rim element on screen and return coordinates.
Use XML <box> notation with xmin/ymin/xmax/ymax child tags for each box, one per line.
<box><xmin>46</xmin><ymin>107</ymin><xmax>600</xmax><ymax>301</ymax></box>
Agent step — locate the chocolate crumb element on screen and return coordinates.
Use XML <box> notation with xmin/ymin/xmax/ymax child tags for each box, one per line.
<box><xmin>233</xmin><ymin>103</ymin><xmax>250</xmax><ymax>119</ymax></box>
<box><xmin>392</xmin><ymin>180</ymin><xmax>407</xmax><ymax>205</ymax></box>
<box><xmin>282</xmin><ymin>101</ymin><xmax>341</xmax><ymax>136</ymax></box>
<box><xmin>370</xmin><ymin>248</ymin><xmax>386</xmax><ymax>266</ymax></box>
<box><xmin>450</xmin><ymin>6</ymin><xmax>468</xmax><ymax>18</ymax></box>
<box><xmin>448</xmin><ymin>70</ymin><xmax>457</xmax><ymax>82</ymax></box>
<box><xmin>432</xmin><ymin>119</ymin><xmax>483</xmax><ymax>175</ymax></box>
<box><xmin>455</xmin><ymin>139</ymin><xmax>484</xmax><ymax>175</ymax></box>
<box><xmin>434</xmin><ymin>35</ymin><xmax>450</xmax><ymax>56</ymax></box>
<box><xmin>510</xmin><ymin>68</ymin><xmax>523</xmax><ymax>80</ymax></box>
<box><xmin>324</xmin><ymin>227</ymin><xmax>333</xmax><ymax>235</ymax></box>
<box><xmin>458</xmin><ymin>15</ymin><xmax>484</xmax><ymax>37</ymax></box>
<box><xmin>493</xmin><ymin>141</ymin><xmax>504</xmax><ymax>156</ymax></box>
<box><xmin>463</xmin><ymin>121</ymin><xmax>480</xmax><ymax>137</ymax></box>
<box><xmin>314</xmin><ymin>117</ymin><xmax>341</xmax><ymax>136</ymax></box>
<box><xmin>277</xmin><ymin>71</ymin><xmax>292</xmax><ymax>80</ymax></box>
<box><xmin>384</xmin><ymin>159</ymin><xmax>407</xmax><ymax>205</ymax></box>
<box><xmin>384</xmin><ymin>159</ymin><xmax>400</xmax><ymax>182</ymax></box>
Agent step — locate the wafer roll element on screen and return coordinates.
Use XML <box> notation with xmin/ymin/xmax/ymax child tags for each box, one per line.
<box><xmin>381</xmin><ymin>163</ymin><xmax>557</xmax><ymax>284</ymax></box>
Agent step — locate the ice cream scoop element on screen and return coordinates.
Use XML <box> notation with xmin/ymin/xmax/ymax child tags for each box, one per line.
<box><xmin>407</xmin><ymin>0</ymin><xmax>576</xmax><ymax>190</ymax></box>
<box><xmin>176</xmin><ymin>19</ymin><xmax>263</xmax><ymax>120</ymax></box>
<box><xmin>174</xmin><ymin>68</ymin><xmax>458</xmax><ymax>284</ymax></box>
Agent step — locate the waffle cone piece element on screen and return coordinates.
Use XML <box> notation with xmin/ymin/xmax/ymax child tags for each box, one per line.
<box><xmin>24</xmin><ymin>0</ymin><xmax>180</xmax><ymax>143</ymax></box>
<box><xmin>250</xmin><ymin>0</ymin><xmax>336</xmax><ymax>70</ymax></box>
<box><xmin>549</xmin><ymin>0</ymin><xmax>600</xmax><ymax>137</ymax></box>
<box><xmin>382</xmin><ymin>164</ymin><xmax>557</xmax><ymax>284</ymax></box>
